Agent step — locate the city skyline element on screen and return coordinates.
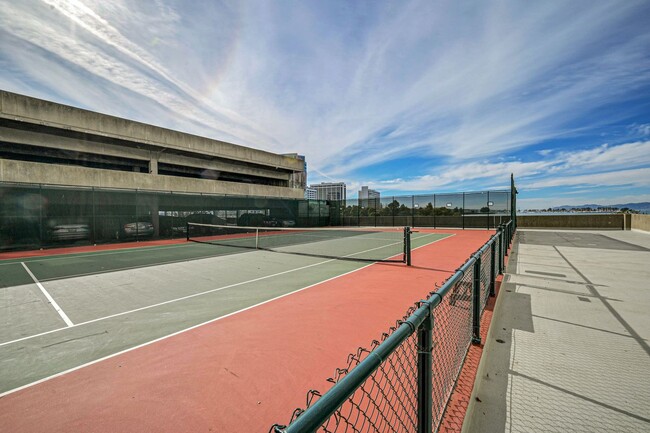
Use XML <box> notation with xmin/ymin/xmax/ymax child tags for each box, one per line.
<box><xmin>1</xmin><ymin>1</ymin><xmax>649</xmax><ymax>209</ymax></box>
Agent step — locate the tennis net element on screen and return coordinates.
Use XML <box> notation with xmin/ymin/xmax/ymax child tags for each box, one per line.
<box><xmin>187</xmin><ymin>223</ymin><xmax>410</xmax><ymax>263</ymax></box>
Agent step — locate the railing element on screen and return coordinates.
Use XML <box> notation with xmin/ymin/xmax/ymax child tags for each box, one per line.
<box><xmin>271</xmin><ymin>221</ymin><xmax>515</xmax><ymax>433</ymax></box>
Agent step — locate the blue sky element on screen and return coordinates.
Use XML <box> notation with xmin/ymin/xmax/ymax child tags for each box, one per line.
<box><xmin>1</xmin><ymin>0</ymin><xmax>649</xmax><ymax>209</ymax></box>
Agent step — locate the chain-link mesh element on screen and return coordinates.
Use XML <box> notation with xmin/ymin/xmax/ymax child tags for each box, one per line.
<box><xmin>479</xmin><ymin>247</ymin><xmax>492</xmax><ymax>312</ymax></box>
<box><xmin>431</xmin><ymin>268</ymin><xmax>474</xmax><ymax>426</ymax></box>
<box><xmin>273</xmin><ymin>303</ymin><xmax>421</xmax><ymax>433</ymax></box>
<box><xmin>320</xmin><ymin>332</ymin><xmax>420</xmax><ymax>432</ymax></box>
<box><xmin>272</xmin><ymin>262</ymin><xmax>480</xmax><ymax>433</ymax></box>
<box><xmin>271</xmin><ymin>233</ymin><xmax>509</xmax><ymax>433</ymax></box>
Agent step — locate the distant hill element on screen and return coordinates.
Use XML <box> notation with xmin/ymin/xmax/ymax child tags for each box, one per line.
<box><xmin>551</xmin><ymin>202</ymin><xmax>650</xmax><ymax>212</ymax></box>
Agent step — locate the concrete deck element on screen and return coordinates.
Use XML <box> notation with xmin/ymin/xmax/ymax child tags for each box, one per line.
<box><xmin>463</xmin><ymin>229</ymin><xmax>650</xmax><ymax>433</ymax></box>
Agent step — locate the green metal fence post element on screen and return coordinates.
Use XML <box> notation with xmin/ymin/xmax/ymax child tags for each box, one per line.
<box><xmin>135</xmin><ymin>189</ymin><xmax>139</xmax><ymax>240</ymax></box>
<box><xmin>472</xmin><ymin>256</ymin><xmax>482</xmax><ymax>344</ymax></box>
<box><xmin>412</xmin><ymin>195</ymin><xmax>415</xmax><ymax>228</ymax></box>
<box><xmin>417</xmin><ymin>303</ymin><xmax>434</xmax><ymax>433</ymax></box>
<box><xmin>462</xmin><ymin>192</ymin><xmax>465</xmax><ymax>230</ymax></box>
<box><xmin>433</xmin><ymin>194</ymin><xmax>436</xmax><ymax>229</ymax></box>
<box><xmin>490</xmin><ymin>240</ymin><xmax>496</xmax><ymax>297</ymax></box>
<box><xmin>498</xmin><ymin>224</ymin><xmax>504</xmax><ymax>275</ymax></box>
<box><xmin>486</xmin><ymin>191</ymin><xmax>490</xmax><ymax>230</ymax></box>
<box><xmin>358</xmin><ymin>199</ymin><xmax>360</xmax><ymax>227</ymax></box>
<box><xmin>38</xmin><ymin>183</ymin><xmax>43</xmax><ymax>248</ymax></box>
<box><xmin>505</xmin><ymin>223</ymin><xmax>509</xmax><ymax>257</ymax></box>
<box><xmin>91</xmin><ymin>186</ymin><xmax>96</xmax><ymax>245</ymax></box>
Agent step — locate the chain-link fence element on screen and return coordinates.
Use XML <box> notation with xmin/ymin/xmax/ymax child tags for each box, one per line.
<box><xmin>0</xmin><ymin>182</ymin><xmax>331</xmax><ymax>252</ymax></box>
<box><xmin>270</xmin><ymin>221</ymin><xmax>514</xmax><ymax>433</ymax></box>
<box><xmin>479</xmin><ymin>246</ymin><xmax>492</xmax><ymax>312</ymax></box>
<box><xmin>331</xmin><ymin>190</ymin><xmax>512</xmax><ymax>229</ymax></box>
<box><xmin>1</xmin><ymin>177</ymin><xmax>517</xmax><ymax>252</ymax></box>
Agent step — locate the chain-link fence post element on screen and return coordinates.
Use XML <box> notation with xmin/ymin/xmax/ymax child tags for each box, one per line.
<box><xmin>472</xmin><ymin>257</ymin><xmax>482</xmax><ymax>345</ymax></box>
<box><xmin>497</xmin><ymin>225</ymin><xmax>504</xmax><ymax>275</ymax></box>
<box><xmin>490</xmin><ymin>240</ymin><xmax>496</xmax><ymax>297</ymax></box>
<box><xmin>417</xmin><ymin>302</ymin><xmax>434</xmax><ymax>433</ymax></box>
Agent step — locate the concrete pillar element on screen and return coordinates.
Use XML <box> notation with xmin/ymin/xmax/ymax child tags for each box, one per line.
<box><xmin>149</xmin><ymin>158</ymin><xmax>158</xmax><ymax>174</ymax></box>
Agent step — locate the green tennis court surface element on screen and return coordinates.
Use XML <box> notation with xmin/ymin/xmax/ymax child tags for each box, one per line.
<box><xmin>0</xmin><ymin>230</ymin><xmax>450</xmax><ymax>394</ymax></box>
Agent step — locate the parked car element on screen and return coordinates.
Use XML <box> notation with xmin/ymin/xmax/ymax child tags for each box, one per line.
<box><xmin>238</xmin><ymin>213</ymin><xmax>265</xmax><ymax>227</ymax></box>
<box><xmin>281</xmin><ymin>219</ymin><xmax>296</xmax><ymax>227</ymax></box>
<box><xmin>238</xmin><ymin>213</ymin><xmax>281</xmax><ymax>227</ymax></box>
<box><xmin>261</xmin><ymin>217</ymin><xmax>280</xmax><ymax>227</ymax></box>
<box><xmin>121</xmin><ymin>222</ymin><xmax>154</xmax><ymax>238</ymax></box>
<box><xmin>50</xmin><ymin>224</ymin><xmax>90</xmax><ymax>241</ymax></box>
<box><xmin>171</xmin><ymin>225</ymin><xmax>187</xmax><ymax>235</ymax></box>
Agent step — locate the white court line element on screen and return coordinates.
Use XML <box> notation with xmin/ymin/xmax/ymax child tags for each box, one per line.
<box><xmin>0</xmin><ymin>232</ymin><xmax>454</xmax><ymax>398</ymax></box>
<box><xmin>21</xmin><ymin>262</ymin><xmax>74</xmax><ymax>327</ymax></box>
<box><xmin>0</xmin><ymin>239</ymin><xmax>402</xmax><ymax>348</ymax></box>
<box><xmin>1</xmin><ymin>232</ymin><xmax>449</xmax><ymax>348</ymax></box>
<box><xmin>38</xmin><ymin>250</ymin><xmax>239</xmax><ymax>282</ymax></box>
<box><xmin>0</xmin><ymin>242</ymin><xmax>196</xmax><ymax>266</ymax></box>
<box><xmin>0</xmin><ymin>260</ymin><xmax>379</xmax><ymax>398</ymax></box>
<box><xmin>412</xmin><ymin>232</ymin><xmax>455</xmax><ymax>251</ymax></box>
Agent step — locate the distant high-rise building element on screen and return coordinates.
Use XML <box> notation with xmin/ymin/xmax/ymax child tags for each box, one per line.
<box><xmin>305</xmin><ymin>187</ymin><xmax>317</xmax><ymax>200</ymax></box>
<box><xmin>310</xmin><ymin>182</ymin><xmax>346</xmax><ymax>201</ymax></box>
<box><xmin>358</xmin><ymin>186</ymin><xmax>380</xmax><ymax>208</ymax></box>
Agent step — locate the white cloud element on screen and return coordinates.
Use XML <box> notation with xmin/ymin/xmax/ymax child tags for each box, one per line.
<box><xmin>630</xmin><ymin>123</ymin><xmax>650</xmax><ymax>136</ymax></box>
<box><xmin>346</xmin><ymin>140</ymin><xmax>650</xmax><ymax>194</ymax></box>
<box><xmin>2</xmin><ymin>0</ymin><xmax>649</xmax><ymax>175</ymax></box>
<box><xmin>1</xmin><ymin>0</ymin><xmax>649</xmax><ymax>209</ymax></box>
<box><xmin>518</xmin><ymin>193</ymin><xmax>650</xmax><ymax>210</ymax></box>
<box><xmin>523</xmin><ymin>167</ymin><xmax>650</xmax><ymax>189</ymax></box>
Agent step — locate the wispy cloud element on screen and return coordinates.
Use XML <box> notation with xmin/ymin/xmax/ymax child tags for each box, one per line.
<box><xmin>352</xmin><ymin>140</ymin><xmax>650</xmax><ymax>193</ymax></box>
<box><xmin>1</xmin><ymin>0</ymin><xmax>649</xmax><ymax>208</ymax></box>
<box><xmin>630</xmin><ymin>123</ymin><xmax>650</xmax><ymax>136</ymax></box>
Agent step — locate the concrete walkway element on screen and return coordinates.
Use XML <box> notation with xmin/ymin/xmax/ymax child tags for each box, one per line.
<box><xmin>463</xmin><ymin>229</ymin><xmax>650</xmax><ymax>433</ymax></box>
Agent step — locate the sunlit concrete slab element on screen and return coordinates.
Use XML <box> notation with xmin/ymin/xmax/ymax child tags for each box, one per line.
<box><xmin>464</xmin><ymin>229</ymin><xmax>650</xmax><ymax>433</ymax></box>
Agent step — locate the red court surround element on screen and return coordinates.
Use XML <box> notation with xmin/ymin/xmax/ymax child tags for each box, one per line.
<box><xmin>0</xmin><ymin>230</ymin><xmax>492</xmax><ymax>433</ymax></box>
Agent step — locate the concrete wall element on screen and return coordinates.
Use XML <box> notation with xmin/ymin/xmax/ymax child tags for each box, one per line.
<box><xmin>631</xmin><ymin>214</ymin><xmax>650</xmax><ymax>232</ymax></box>
<box><xmin>0</xmin><ymin>91</ymin><xmax>309</xmax><ymax>198</ymax></box>
<box><xmin>0</xmin><ymin>159</ymin><xmax>304</xmax><ymax>199</ymax></box>
<box><xmin>518</xmin><ymin>214</ymin><xmax>626</xmax><ymax>230</ymax></box>
<box><xmin>1</xmin><ymin>91</ymin><xmax>304</xmax><ymax>172</ymax></box>
<box><xmin>0</xmin><ymin>127</ymin><xmax>291</xmax><ymax>181</ymax></box>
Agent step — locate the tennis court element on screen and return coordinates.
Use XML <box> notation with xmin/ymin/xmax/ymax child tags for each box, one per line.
<box><xmin>0</xmin><ymin>226</ymin><xmax>493</xmax><ymax>432</ymax></box>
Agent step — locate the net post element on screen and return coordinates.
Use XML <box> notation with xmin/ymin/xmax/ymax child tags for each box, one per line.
<box><xmin>490</xmin><ymin>239</ymin><xmax>496</xmax><ymax>297</ymax></box>
<box><xmin>472</xmin><ymin>256</ymin><xmax>482</xmax><ymax>345</ymax></box>
<box><xmin>417</xmin><ymin>301</ymin><xmax>433</xmax><ymax>433</ymax></box>
<box><xmin>404</xmin><ymin>226</ymin><xmax>412</xmax><ymax>266</ymax></box>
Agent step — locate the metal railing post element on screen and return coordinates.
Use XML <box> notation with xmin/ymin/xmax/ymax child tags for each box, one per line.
<box><xmin>497</xmin><ymin>225</ymin><xmax>504</xmax><ymax>274</ymax></box>
<box><xmin>472</xmin><ymin>257</ymin><xmax>482</xmax><ymax>344</ymax></box>
<box><xmin>505</xmin><ymin>223</ymin><xmax>509</xmax><ymax>256</ymax></box>
<box><xmin>490</xmin><ymin>240</ymin><xmax>496</xmax><ymax>297</ymax></box>
<box><xmin>417</xmin><ymin>303</ymin><xmax>433</xmax><ymax>433</ymax></box>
